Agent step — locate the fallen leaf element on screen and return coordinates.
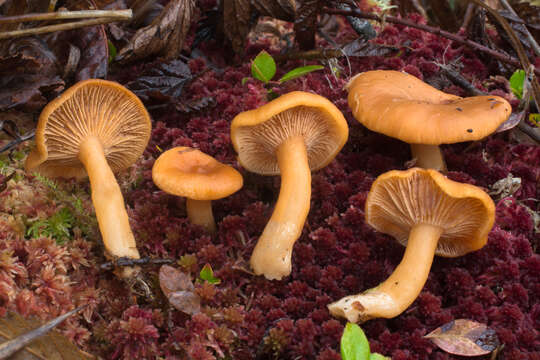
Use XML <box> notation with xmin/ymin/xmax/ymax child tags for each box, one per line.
<box><xmin>0</xmin><ymin>311</ymin><xmax>93</xmax><ymax>360</ymax></box>
<box><xmin>116</xmin><ymin>0</ymin><xmax>195</xmax><ymax>63</ymax></box>
<box><xmin>159</xmin><ymin>265</ymin><xmax>200</xmax><ymax>315</ymax></box>
<box><xmin>341</xmin><ymin>39</ymin><xmax>399</xmax><ymax>58</ymax></box>
<box><xmin>425</xmin><ymin>319</ymin><xmax>500</xmax><ymax>357</ymax></box>
<box><xmin>0</xmin><ymin>38</ymin><xmax>64</xmax><ymax>112</ymax></box>
<box><xmin>127</xmin><ymin>59</ymin><xmax>193</xmax><ymax>102</ymax></box>
<box><xmin>496</xmin><ymin>110</ymin><xmax>526</xmax><ymax>132</ymax></box>
<box><xmin>223</xmin><ymin>0</ymin><xmax>251</xmax><ymax>54</ymax></box>
<box><xmin>251</xmin><ymin>0</ymin><xmax>295</xmax><ymax>21</ymax></box>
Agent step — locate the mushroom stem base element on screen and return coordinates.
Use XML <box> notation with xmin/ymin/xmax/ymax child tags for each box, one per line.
<box><xmin>410</xmin><ymin>144</ymin><xmax>446</xmax><ymax>172</ymax></box>
<box><xmin>328</xmin><ymin>223</ymin><xmax>442</xmax><ymax>322</ymax></box>
<box><xmin>186</xmin><ymin>198</ymin><xmax>216</xmax><ymax>233</ymax></box>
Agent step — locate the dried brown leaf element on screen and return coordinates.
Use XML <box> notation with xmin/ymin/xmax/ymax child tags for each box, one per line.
<box><xmin>159</xmin><ymin>265</ymin><xmax>195</xmax><ymax>297</ymax></box>
<box><xmin>159</xmin><ymin>265</ymin><xmax>200</xmax><ymax>315</ymax></box>
<box><xmin>127</xmin><ymin>59</ymin><xmax>192</xmax><ymax>101</ymax></box>
<box><xmin>425</xmin><ymin>319</ymin><xmax>500</xmax><ymax>357</ymax></box>
<box><xmin>45</xmin><ymin>23</ymin><xmax>109</xmax><ymax>81</ymax></box>
<box><xmin>251</xmin><ymin>0</ymin><xmax>296</xmax><ymax>21</ymax></box>
<box><xmin>341</xmin><ymin>39</ymin><xmax>399</xmax><ymax>58</ymax></box>
<box><xmin>0</xmin><ymin>312</ymin><xmax>93</xmax><ymax>360</ymax></box>
<box><xmin>223</xmin><ymin>0</ymin><xmax>251</xmax><ymax>54</ymax></box>
<box><xmin>0</xmin><ymin>38</ymin><xmax>64</xmax><ymax>111</ymax></box>
<box><xmin>116</xmin><ymin>0</ymin><xmax>195</xmax><ymax>63</ymax></box>
<box><xmin>294</xmin><ymin>0</ymin><xmax>321</xmax><ymax>50</ymax></box>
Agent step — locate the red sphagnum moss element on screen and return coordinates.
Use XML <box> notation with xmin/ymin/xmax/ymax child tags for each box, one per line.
<box><xmin>0</xmin><ymin>3</ymin><xmax>538</xmax><ymax>360</ymax></box>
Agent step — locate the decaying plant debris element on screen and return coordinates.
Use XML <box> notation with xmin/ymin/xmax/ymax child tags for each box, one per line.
<box><xmin>0</xmin><ymin>0</ymin><xmax>539</xmax><ymax>359</ymax></box>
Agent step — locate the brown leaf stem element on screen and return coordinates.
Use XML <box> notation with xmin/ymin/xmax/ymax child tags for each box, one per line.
<box><xmin>0</xmin><ymin>9</ymin><xmax>132</xmax><ymax>25</ymax></box>
<box><xmin>323</xmin><ymin>7</ymin><xmax>540</xmax><ymax>78</ymax></box>
<box><xmin>0</xmin><ymin>17</ymin><xmax>131</xmax><ymax>40</ymax></box>
<box><xmin>0</xmin><ymin>306</ymin><xmax>86</xmax><ymax>359</ymax></box>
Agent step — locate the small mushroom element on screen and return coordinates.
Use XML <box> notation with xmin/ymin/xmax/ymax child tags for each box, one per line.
<box><xmin>25</xmin><ymin>79</ymin><xmax>151</xmax><ymax>278</ymax></box>
<box><xmin>347</xmin><ymin>70</ymin><xmax>512</xmax><ymax>171</ymax></box>
<box><xmin>328</xmin><ymin>167</ymin><xmax>495</xmax><ymax>322</ymax></box>
<box><xmin>152</xmin><ymin>147</ymin><xmax>243</xmax><ymax>233</ymax></box>
<box><xmin>231</xmin><ymin>91</ymin><xmax>349</xmax><ymax>280</ymax></box>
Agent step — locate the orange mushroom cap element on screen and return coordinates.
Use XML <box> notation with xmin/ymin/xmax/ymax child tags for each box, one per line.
<box><xmin>152</xmin><ymin>147</ymin><xmax>243</xmax><ymax>200</ymax></box>
<box><xmin>25</xmin><ymin>79</ymin><xmax>151</xmax><ymax>178</ymax></box>
<box><xmin>366</xmin><ymin>167</ymin><xmax>495</xmax><ymax>257</ymax></box>
<box><xmin>347</xmin><ymin>70</ymin><xmax>512</xmax><ymax>145</ymax></box>
<box><xmin>230</xmin><ymin>91</ymin><xmax>349</xmax><ymax>175</ymax></box>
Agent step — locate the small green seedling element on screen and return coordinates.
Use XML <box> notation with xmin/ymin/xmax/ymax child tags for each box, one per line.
<box><xmin>243</xmin><ymin>50</ymin><xmax>324</xmax><ymax>98</ymax></box>
<box><xmin>198</xmin><ymin>263</ymin><xmax>221</xmax><ymax>284</ymax></box>
<box><xmin>509</xmin><ymin>69</ymin><xmax>525</xmax><ymax>99</ymax></box>
<box><xmin>509</xmin><ymin>69</ymin><xmax>540</xmax><ymax>127</ymax></box>
<box><xmin>340</xmin><ymin>322</ymin><xmax>390</xmax><ymax>360</ymax></box>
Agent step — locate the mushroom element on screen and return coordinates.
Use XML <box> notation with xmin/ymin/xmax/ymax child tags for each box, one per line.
<box><xmin>231</xmin><ymin>91</ymin><xmax>349</xmax><ymax>280</ymax></box>
<box><xmin>151</xmin><ymin>147</ymin><xmax>243</xmax><ymax>233</ymax></box>
<box><xmin>347</xmin><ymin>70</ymin><xmax>512</xmax><ymax>171</ymax></box>
<box><xmin>328</xmin><ymin>167</ymin><xmax>495</xmax><ymax>322</ymax></box>
<box><xmin>25</xmin><ymin>79</ymin><xmax>151</xmax><ymax>278</ymax></box>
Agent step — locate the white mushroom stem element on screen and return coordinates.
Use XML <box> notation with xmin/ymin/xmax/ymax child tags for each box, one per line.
<box><xmin>79</xmin><ymin>136</ymin><xmax>140</xmax><ymax>277</ymax></box>
<box><xmin>250</xmin><ymin>135</ymin><xmax>311</xmax><ymax>280</ymax></box>
<box><xmin>186</xmin><ymin>198</ymin><xmax>216</xmax><ymax>233</ymax></box>
<box><xmin>328</xmin><ymin>223</ymin><xmax>443</xmax><ymax>322</ymax></box>
<box><xmin>410</xmin><ymin>144</ymin><xmax>447</xmax><ymax>172</ymax></box>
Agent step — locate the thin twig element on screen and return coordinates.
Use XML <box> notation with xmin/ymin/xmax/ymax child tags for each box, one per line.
<box><xmin>498</xmin><ymin>0</ymin><xmax>540</xmax><ymax>56</ymax></box>
<box><xmin>0</xmin><ymin>17</ymin><xmax>129</xmax><ymax>40</ymax></box>
<box><xmin>0</xmin><ymin>9</ymin><xmax>132</xmax><ymax>25</ymax></box>
<box><xmin>323</xmin><ymin>7</ymin><xmax>540</xmax><ymax>77</ymax></box>
<box><xmin>464</xmin><ymin>0</ymin><xmax>540</xmax><ymax>109</ymax></box>
<box><xmin>461</xmin><ymin>3</ymin><xmax>476</xmax><ymax>31</ymax></box>
<box><xmin>0</xmin><ymin>306</ymin><xmax>86</xmax><ymax>359</ymax></box>
<box><xmin>274</xmin><ymin>48</ymin><xmax>344</xmax><ymax>62</ymax></box>
<box><xmin>100</xmin><ymin>257</ymin><xmax>175</xmax><ymax>271</ymax></box>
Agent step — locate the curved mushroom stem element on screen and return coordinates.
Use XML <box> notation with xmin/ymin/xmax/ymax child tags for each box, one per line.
<box><xmin>186</xmin><ymin>198</ymin><xmax>216</xmax><ymax>233</ymax></box>
<box><xmin>79</xmin><ymin>136</ymin><xmax>140</xmax><ymax>278</ymax></box>
<box><xmin>410</xmin><ymin>144</ymin><xmax>447</xmax><ymax>172</ymax></box>
<box><xmin>250</xmin><ymin>135</ymin><xmax>311</xmax><ymax>280</ymax></box>
<box><xmin>328</xmin><ymin>223</ymin><xmax>443</xmax><ymax>322</ymax></box>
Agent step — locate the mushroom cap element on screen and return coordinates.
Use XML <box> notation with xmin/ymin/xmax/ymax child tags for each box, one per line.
<box><xmin>25</xmin><ymin>79</ymin><xmax>151</xmax><ymax>179</ymax></box>
<box><xmin>347</xmin><ymin>70</ymin><xmax>512</xmax><ymax>145</ymax></box>
<box><xmin>365</xmin><ymin>167</ymin><xmax>495</xmax><ymax>257</ymax></box>
<box><xmin>152</xmin><ymin>147</ymin><xmax>243</xmax><ymax>201</ymax></box>
<box><xmin>230</xmin><ymin>91</ymin><xmax>349</xmax><ymax>175</ymax></box>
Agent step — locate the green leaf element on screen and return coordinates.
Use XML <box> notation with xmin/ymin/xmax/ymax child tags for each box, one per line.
<box><xmin>108</xmin><ymin>40</ymin><xmax>117</xmax><ymax>64</ymax></box>
<box><xmin>509</xmin><ymin>69</ymin><xmax>525</xmax><ymax>99</ymax></box>
<box><xmin>529</xmin><ymin>113</ymin><xmax>540</xmax><ymax>127</ymax></box>
<box><xmin>370</xmin><ymin>353</ymin><xmax>390</xmax><ymax>360</ymax></box>
<box><xmin>241</xmin><ymin>77</ymin><xmax>250</xmax><ymax>85</ymax></box>
<box><xmin>199</xmin><ymin>263</ymin><xmax>221</xmax><ymax>284</ymax></box>
<box><xmin>278</xmin><ymin>65</ymin><xmax>324</xmax><ymax>83</ymax></box>
<box><xmin>251</xmin><ymin>50</ymin><xmax>276</xmax><ymax>83</ymax></box>
<box><xmin>341</xmin><ymin>323</ymin><xmax>370</xmax><ymax>360</ymax></box>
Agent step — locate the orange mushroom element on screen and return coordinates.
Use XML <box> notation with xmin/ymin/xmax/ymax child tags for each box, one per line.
<box><xmin>328</xmin><ymin>168</ymin><xmax>495</xmax><ymax>322</ymax></box>
<box><xmin>25</xmin><ymin>79</ymin><xmax>151</xmax><ymax>278</ymax></box>
<box><xmin>347</xmin><ymin>70</ymin><xmax>512</xmax><ymax>171</ymax></box>
<box><xmin>231</xmin><ymin>91</ymin><xmax>349</xmax><ymax>280</ymax></box>
<box><xmin>152</xmin><ymin>147</ymin><xmax>243</xmax><ymax>233</ymax></box>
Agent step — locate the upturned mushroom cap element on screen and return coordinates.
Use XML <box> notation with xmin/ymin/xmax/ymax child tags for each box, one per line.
<box><xmin>152</xmin><ymin>147</ymin><xmax>243</xmax><ymax>200</ymax></box>
<box><xmin>347</xmin><ymin>70</ymin><xmax>512</xmax><ymax>145</ymax></box>
<box><xmin>230</xmin><ymin>91</ymin><xmax>349</xmax><ymax>175</ymax></box>
<box><xmin>25</xmin><ymin>79</ymin><xmax>151</xmax><ymax>179</ymax></box>
<box><xmin>365</xmin><ymin>168</ymin><xmax>495</xmax><ymax>257</ymax></box>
